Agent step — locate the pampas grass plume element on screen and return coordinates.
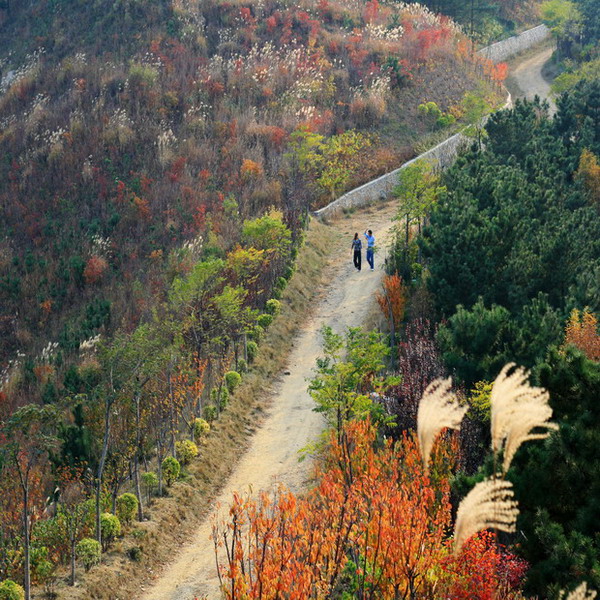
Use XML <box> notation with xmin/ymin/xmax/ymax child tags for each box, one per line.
<box><xmin>562</xmin><ymin>583</ymin><xmax>597</xmax><ymax>600</ymax></box>
<box><xmin>490</xmin><ymin>363</ymin><xmax>558</xmax><ymax>473</ymax></box>
<box><xmin>453</xmin><ymin>478</ymin><xmax>518</xmax><ymax>554</ymax></box>
<box><xmin>417</xmin><ymin>377</ymin><xmax>467</xmax><ymax>472</ymax></box>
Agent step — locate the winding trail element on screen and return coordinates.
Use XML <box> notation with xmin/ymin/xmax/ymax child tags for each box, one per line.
<box><xmin>508</xmin><ymin>46</ymin><xmax>555</xmax><ymax>112</ymax></box>
<box><xmin>140</xmin><ymin>44</ymin><xmax>554</xmax><ymax>600</ymax></box>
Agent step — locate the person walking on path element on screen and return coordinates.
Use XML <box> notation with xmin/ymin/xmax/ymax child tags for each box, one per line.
<box><xmin>351</xmin><ymin>232</ymin><xmax>362</xmax><ymax>271</ymax></box>
<box><xmin>364</xmin><ymin>229</ymin><xmax>375</xmax><ymax>270</ymax></box>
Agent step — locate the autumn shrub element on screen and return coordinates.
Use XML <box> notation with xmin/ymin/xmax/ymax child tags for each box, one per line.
<box><xmin>257</xmin><ymin>313</ymin><xmax>273</xmax><ymax>329</ymax></box>
<box><xmin>116</xmin><ymin>493</ymin><xmax>138</xmax><ymax>526</ymax></box>
<box><xmin>141</xmin><ymin>471</ymin><xmax>158</xmax><ymax>502</ymax></box>
<box><xmin>175</xmin><ymin>439</ymin><xmax>198</xmax><ymax>465</ymax></box>
<box><xmin>224</xmin><ymin>371</ymin><xmax>242</xmax><ymax>393</ymax></box>
<box><xmin>193</xmin><ymin>418</ymin><xmax>210</xmax><ymax>442</ymax></box>
<box><xmin>76</xmin><ymin>538</ymin><xmax>101</xmax><ymax>571</ymax></box>
<box><xmin>83</xmin><ymin>256</ymin><xmax>108</xmax><ymax>285</ymax></box>
<box><xmin>246</xmin><ymin>341</ymin><xmax>258</xmax><ymax>363</ymax></box>
<box><xmin>162</xmin><ymin>457</ymin><xmax>181</xmax><ymax>487</ymax></box>
<box><xmin>99</xmin><ymin>513</ymin><xmax>121</xmax><ymax>550</ymax></box>
<box><xmin>265</xmin><ymin>299</ymin><xmax>281</xmax><ymax>315</ymax></box>
<box><xmin>214</xmin><ymin>419</ymin><xmax>527</xmax><ymax>598</ymax></box>
<box><xmin>0</xmin><ymin>580</ymin><xmax>24</xmax><ymax>600</ymax></box>
<box><xmin>564</xmin><ymin>308</ymin><xmax>600</xmax><ymax>361</ymax></box>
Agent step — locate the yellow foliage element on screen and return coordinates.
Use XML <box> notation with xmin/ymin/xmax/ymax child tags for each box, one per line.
<box><xmin>576</xmin><ymin>149</ymin><xmax>600</xmax><ymax>205</ymax></box>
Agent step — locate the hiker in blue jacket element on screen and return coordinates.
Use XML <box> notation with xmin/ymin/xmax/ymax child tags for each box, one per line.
<box><xmin>364</xmin><ymin>229</ymin><xmax>375</xmax><ymax>270</ymax></box>
<box><xmin>351</xmin><ymin>232</ymin><xmax>362</xmax><ymax>271</ymax></box>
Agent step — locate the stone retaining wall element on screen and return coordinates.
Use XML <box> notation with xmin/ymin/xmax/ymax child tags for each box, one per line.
<box><xmin>314</xmin><ymin>25</ymin><xmax>550</xmax><ymax>220</ymax></box>
<box><xmin>477</xmin><ymin>24</ymin><xmax>550</xmax><ymax>63</ymax></box>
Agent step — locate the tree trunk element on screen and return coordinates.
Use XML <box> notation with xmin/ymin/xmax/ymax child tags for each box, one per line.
<box><xmin>70</xmin><ymin>538</ymin><xmax>76</xmax><ymax>586</ymax></box>
<box><xmin>23</xmin><ymin>485</ymin><xmax>31</xmax><ymax>600</ymax></box>
<box><xmin>168</xmin><ymin>372</ymin><xmax>176</xmax><ymax>456</ymax></box>
<box><xmin>134</xmin><ymin>393</ymin><xmax>144</xmax><ymax>521</ymax></box>
<box><xmin>134</xmin><ymin>455</ymin><xmax>144</xmax><ymax>521</ymax></box>
<box><xmin>157</xmin><ymin>441</ymin><xmax>164</xmax><ymax>497</ymax></box>
<box><xmin>96</xmin><ymin>399</ymin><xmax>112</xmax><ymax>550</ymax></box>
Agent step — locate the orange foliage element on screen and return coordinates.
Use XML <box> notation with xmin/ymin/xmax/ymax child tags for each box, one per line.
<box><xmin>376</xmin><ymin>272</ymin><xmax>407</xmax><ymax>329</ymax></box>
<box><xmin>132</xmin><ymin>195</ymin><xmax>151</xmax><ymax>220</ymax></box>
<box><xmin>240</xmin><ymin>158</ymin><xmax>264</xmax><ymax>178</ymax></box>
<box><xmin>363</xmin><ymin>0</ymin><xmax>379</xmax><ymax>24</ymax></box>
<box><xmin>83</xmin><ymin>256</ymin><xmax>108</xmax><ymax>284</ymax></box>
<box><xmin>214</xmin><ymin>420</ymin><xmax>527</xmax><ymax>599</ymax></box>
<box><xmin>39</xmin><ymin>299</ymin><xmax>53</xmax><ymax>317</ymax></box>
<box><xmin>564</xmin><ymin>309</ymin><xmax>600</xmax><ymax>361</ymax></box>
<box><xmin>33</xmin><ymin>364</ymin><xmax>54</xmax><ymax>385</ymax></box>
<box><xmin>492</xmin><ymin>62</ymin><xmax>509</xmax><ymax>83</ymax></box>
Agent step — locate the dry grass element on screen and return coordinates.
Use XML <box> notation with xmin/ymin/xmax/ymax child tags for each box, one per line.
<box><xmin>39</xmin><ymin>218</ymin><xmax>337</xmax><ymax>600</ymax></box>
<box><xmin>562</xmin><ymin>583</ymin><xmax>598</xmax><ymax>600</ymax></box>
<box><xmin>417</xmin><ymin>377</ymin><xmax>467</xmax><ymax>473</ymax></box>
<box><xmin>453</xmin><ymin>478</ymin><xmax>519</xmax><ymax>554</ymax></box>
<box><xmin>490</xmin><ymin>363</ymin><xmax>557</xmax><ymax>474</ymax></box>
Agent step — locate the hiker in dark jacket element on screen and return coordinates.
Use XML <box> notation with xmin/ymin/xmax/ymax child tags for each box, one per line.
<box><xmin>351</xmin><ymin>232</ymin><xmax>362</xmax><ymax>271</ymax></box>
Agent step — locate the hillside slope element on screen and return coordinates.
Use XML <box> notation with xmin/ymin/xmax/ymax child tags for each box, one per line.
<box><xmin>0</xmin><ymin>0</ymin><xmax>503</xmax><ymax>376</ymax></box>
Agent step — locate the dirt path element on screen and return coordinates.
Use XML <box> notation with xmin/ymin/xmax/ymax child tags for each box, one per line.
<box><xmin>140</xmin><ymin>44</ymin><xmax>555</xmax><ymax>600</ymax></box>
<box><xmin>508</xmin><ymin>46</ymin><xmax>556</xmax><ymax>113</ymax></box>
<box><xmin>141</xmin><ymin>202</ymin><xmax>397</xmax><ymax>600</ymax></box>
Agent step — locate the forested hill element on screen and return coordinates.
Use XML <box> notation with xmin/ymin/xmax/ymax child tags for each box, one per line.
<box><xmin>0</xmin><ymin>0</ymin><xmax>509</xmax><ymax>391</ymax></box>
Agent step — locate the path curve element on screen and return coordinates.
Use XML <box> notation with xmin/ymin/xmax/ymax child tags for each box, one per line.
<box><xmin>140</xmin><ymin>44</ymin><xmax>554</xmax><ymax>600</ymax></box>
<box><xmin>141</xmin><ymin>204</ymin><xmax>397</xmax><ymax>600</ymax></box>
<box><xmin>509</xmin><ymin>46</ymin><xmax>555</xmax><ymax>112</ymax></box>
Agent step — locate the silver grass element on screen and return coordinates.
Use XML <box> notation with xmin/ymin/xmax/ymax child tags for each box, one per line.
<box><xmin>453</xmin><ymin>478</ymin><xmax>518</xmax><ymax>554</ymax></box>
<box><xmin>417</xmin><ymin>377</ymin><xmax>467</xmax><ymax>472</ymax></box>
<box><xmin>490</xmin><ymin>363</ymin><xmax>558</xmax><ymax>473</ymax></box>
<box><xmin>562</xmin><ymin>583</ymin><xmax>597</xmax><ymax>600</ymax></box>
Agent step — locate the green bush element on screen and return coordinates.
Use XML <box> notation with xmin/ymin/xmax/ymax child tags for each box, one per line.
<box><xmin>0</xmin><ymin>580</ymin><xmax>24</xmax><ymax>600</ymax></box>
<box><xmin>246</xmin><ymin>341</ymin><xmax>258</xmax><ymax>363</ymax></box>
<box><xmin>162</xmin><ymin>456</ymin><xmax>181</xmax><ymax>486</ymax></box>
<box><xmin>175</xmin><ymin>439</ymin><xmax>198</xmax><ymax>465</ymax></box>
<box><xmin>193</xmin><ymin>418</ymin><xmax>210</xmax><ymax>442</ymax></box>
<box><xmin>116</xmin><ymin>493</ymin><xmax>138</xmax><ymax>526</ymax></box>
<box><xmin>219</xmin><ymin>386</ymin><xmax>229</xmax><ymax>410</ymax></box>
<box><xmin>141</xmin><ymin>471</ymin><xmax>158</xmax><ymax>500</ymax></box>
<box><xmin>127</xmin><ymin>546</ymin><xmax>142</xmax><ymax>562</ymax></box>
<box><xmin>283</xmin><ymin>265</ymin><xmax>294</xmax><ymax>280</ymax></box>
<box><xmin>257</xmin><ymin>313</ymin><xmax>273</xmax><ymax>329</ymax></box>
<box><xmin>203</xmin><ymin>404</ymin><xmax>218</xmax><ymax>423</ymax></box>
<box><xmin>31</xmin><ymin>545</ymin><xmax>54</xmax><ymax>585</ymax></box>
<box><xmin>76</xmin><ymin>538</ymin><xmax>101</xmax><ymax>571</ymax></box>
<box><xmin>248</xmin><ymin>324</ymin><xmax>264</xmax><ymax>342</ymax></box>
<box><xmin>265</xmin><ymin>299</ymin><xmax>281</xmax><ymax>315</ymax></box>
<box><xmin>237</xmin><ymin>358</ymin><xmax>248</xmax><ymax>374</ymax></box>
<box><xmin>224</xmin><ymin>370</ymin><xmax>242</xmax><ymax>393</ymax></box>
<box><xmin>100</xmin><ymin>513</ymin><xmax>121</xmax><ymax>550</ymax></box>
<box><xmin>275</xmin><ymin>276</ymin><xmax>287</xmax><ymax>292</ymax></box>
